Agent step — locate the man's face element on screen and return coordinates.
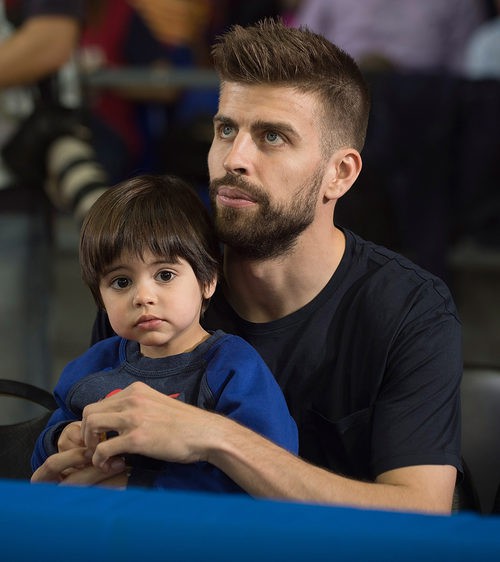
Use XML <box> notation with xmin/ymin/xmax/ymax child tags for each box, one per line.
<box><xmin>208</xmin><ymin>83</ymin><xmax>327</xmax><ymax>260</ymax></box>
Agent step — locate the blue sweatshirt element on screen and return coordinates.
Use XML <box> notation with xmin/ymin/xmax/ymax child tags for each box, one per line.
<box><xmin>32</xmin><ymin>330</ymin><xmax>298</xmax><ymax>494</ymax></box>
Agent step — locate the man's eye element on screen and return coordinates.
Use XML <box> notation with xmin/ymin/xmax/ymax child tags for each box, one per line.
<box><xmin>157</xmin><ymin>270</ymin><xmax>174</xmax><ymax>282</ymax></box>
<box><xmin>220</xmin><ymin>124</ymin><xmax>234</xmax><ymax>138</ymax></box>
<box><xmin>265</xmin><ymin>131</ymin><xmax>282</xmax><ymax>144</ymax></box>
<box><xmin>111</xmin><ymin>277</ymin><xmax>130</xmax><ymax>289</ymax></box>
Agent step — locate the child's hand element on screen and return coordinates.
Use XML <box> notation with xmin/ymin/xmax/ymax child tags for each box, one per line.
<box><xmin>58</xmin><ymin>421</ymin><xmax>84</xmax><ymax>452</ymax></box>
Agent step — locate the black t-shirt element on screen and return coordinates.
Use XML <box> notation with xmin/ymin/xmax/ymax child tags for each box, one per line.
<box><xmin>92</xmin><ymin>229</ymin><xmax>463</xmax><ymax>481</ymax></box>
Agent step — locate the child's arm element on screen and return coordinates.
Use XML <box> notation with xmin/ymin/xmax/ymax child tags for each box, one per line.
<box><xmin>34</xmin><ymin>416</ymin><xmax>129</xmax><ymax>488</ymax></box>
<box><xmin>31</xmin><ymin>336</ymin><xmax>124</xmax><ymax>471</ymax></box>
<box><xmin>31</xmin><ymin>410</ymin><xmax>77</xmax><ymax>470</ymax></box>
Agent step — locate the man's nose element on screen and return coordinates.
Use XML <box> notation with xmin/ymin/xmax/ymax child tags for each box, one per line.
<box><xmin>223</xmin><ymin>133</ymin><xmax>254</xmax><ymax>175</ymax></box>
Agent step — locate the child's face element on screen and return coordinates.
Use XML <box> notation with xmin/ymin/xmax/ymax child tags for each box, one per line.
<box><xmin>99</xmin><ymin>250</ymin><xmax>216</xmax><ymax>358</ymax></box>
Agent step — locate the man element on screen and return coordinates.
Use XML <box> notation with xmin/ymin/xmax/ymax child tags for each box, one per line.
<box><xmin>0</xmin><ymin>0</ymin><xmax>84</xmax><ymax>423</ymax></box>
<box><xmin>32</xmin><ymin>20</ymin><xmax>462</xmax><ymax>514</ymax></box>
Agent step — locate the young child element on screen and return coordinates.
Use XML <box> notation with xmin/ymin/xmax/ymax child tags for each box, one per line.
<box><xmin>31</xmin><ymin>174</ymin><xmax>297</xmax><ymax>493</ymax></box>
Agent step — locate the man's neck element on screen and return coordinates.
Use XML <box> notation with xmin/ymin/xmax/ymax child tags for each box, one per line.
<box><xmin>222</xmin><ymin>226</ymin><xmax>346</xmax><ymax>323</ymax></box>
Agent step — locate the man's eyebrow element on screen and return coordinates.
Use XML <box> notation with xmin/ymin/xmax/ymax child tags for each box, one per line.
<box><xmin>213</xmin><ymin>114</ymin><xmax>234</xmax><ymax>125</ymax></box>
<box><xmin>251</xmin><ymin>120</ymin><xmax>298</xmax><ymax>138</ymax></box>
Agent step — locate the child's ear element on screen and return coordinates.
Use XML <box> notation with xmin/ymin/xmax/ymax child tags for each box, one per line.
<box><xmin>203</xmin><ymin>277</ymin><xmax>217</xmax><ymax>300</ymax></box>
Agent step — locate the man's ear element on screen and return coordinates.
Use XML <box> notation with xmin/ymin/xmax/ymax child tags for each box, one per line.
<box><xmin>323</xmin><ymin>148</ymin><xmax>362</xmax><ymax>201</ymax></box>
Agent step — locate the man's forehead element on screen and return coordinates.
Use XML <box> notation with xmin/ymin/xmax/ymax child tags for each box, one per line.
<box><xmin>219</xmin><ymin>81</ymin><xmax>312</xmax><ymax>100</ymax></box>
<box><xmin>217</xmin><ymin>82</ymin><xmax>320</xmax><ymax>124</ymax></box>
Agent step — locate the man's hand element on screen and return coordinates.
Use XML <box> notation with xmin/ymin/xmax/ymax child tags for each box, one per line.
<box><xmin>80</xmin><ymin>381</ymin><xmax>220</xmax><ymax>471</ymax></box>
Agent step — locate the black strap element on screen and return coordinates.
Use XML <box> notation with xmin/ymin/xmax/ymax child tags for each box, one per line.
<box><xmin>0</xmin><ymin>379</ymin><xmax>56</xmax><ymax>411</ymax></box>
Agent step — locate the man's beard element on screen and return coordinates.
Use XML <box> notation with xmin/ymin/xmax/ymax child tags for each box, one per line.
<box><xmin>209</xmin><ymin>168</ymin><xmax>324</xmax><ymax>260</ymax></box>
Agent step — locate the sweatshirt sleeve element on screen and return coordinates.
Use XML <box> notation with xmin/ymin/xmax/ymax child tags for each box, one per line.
<box><xmin>31</xmin><ymin>367</ymin><xmax>80</xmax><ymax>470</ymax></box>
<box><xmin>31</xmin><ymin>337</ymin><xmax>124</xmax><ymax>470</ymax></box>
<box><xmin>204</xmin><ymin>335</ymin><xmax>298</xmax><ymax>454</ymax></box>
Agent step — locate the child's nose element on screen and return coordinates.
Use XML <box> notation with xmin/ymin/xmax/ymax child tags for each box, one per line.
<box><xmin>132</xmin><ymin>283</ymin><xmax>156</xmax><ymax>307</ymax></box>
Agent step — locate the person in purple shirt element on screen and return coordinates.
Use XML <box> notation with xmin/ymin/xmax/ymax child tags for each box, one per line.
<box><xmin>292</xmin><ymin>0</ymin><xmax>486</xmax><ymax>75</ymax></box>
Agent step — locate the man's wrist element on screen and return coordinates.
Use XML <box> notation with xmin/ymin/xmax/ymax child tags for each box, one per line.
<box><xmin>203</xmin><ymin>413</ymin><xmax>246</xmax><ymax>467</ymax></box>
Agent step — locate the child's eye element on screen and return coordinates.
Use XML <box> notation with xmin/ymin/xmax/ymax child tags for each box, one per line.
<box><xmin>110</xmin><ymin>277</ymin><xmax>130</xmax><ymax>289</ymax></box>
<box><xmin>157</xmin><ymin>270</ymin><xmax>174</xmax><ymax>282</ymax></box>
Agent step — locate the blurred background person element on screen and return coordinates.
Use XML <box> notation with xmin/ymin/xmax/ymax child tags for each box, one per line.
<box><xmin>0</xmin><ymin>0</ymin><xmax>85</xmax><ymax>423</ymax></box>
<box><xmin>291</xmin><ymin>0</ymin><xmax>486</xmax><ymax>75</ymax></box>
<box><xmin>78</xmin><ymin>0</ymin><xmax>177</xmax><ymax>185</ymax></box>
<box><xmin>455</xmin><ymin>0</ymin><xmax>500</xmax><ymax>251</ymax></box>
<box><xmin>464</xmin><ymin>0</ymin><xmax>500</xmax><ymax>79</ymax></box>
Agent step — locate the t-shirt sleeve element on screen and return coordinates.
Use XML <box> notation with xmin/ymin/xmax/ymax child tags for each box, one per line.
<box><xmin>370</xmin><ymin>282</ymin><xmax>462</xmax><ymax>477</ymax></box>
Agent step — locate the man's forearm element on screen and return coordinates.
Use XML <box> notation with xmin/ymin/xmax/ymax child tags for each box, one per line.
<box><xmin>206</xmin><ymin>416</ymin><xmax>456</xmax><ymax>514</ymax></box>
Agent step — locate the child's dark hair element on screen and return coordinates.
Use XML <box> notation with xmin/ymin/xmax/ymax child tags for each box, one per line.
<box><xmin>79</xmin><ymin>174</ymin><xmax>220</xmax><ymax>309</ymax></box>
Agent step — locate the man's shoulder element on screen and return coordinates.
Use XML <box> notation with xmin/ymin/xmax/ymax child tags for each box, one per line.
<box><xmin>343</xmin><ymin>229</ymin><xmax>457</xmax><ymax>313</ymax></box>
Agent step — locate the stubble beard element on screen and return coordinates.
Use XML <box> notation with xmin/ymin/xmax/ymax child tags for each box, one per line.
<box><xmin>209</xmin><ymin>169</ymin><xmax>324</xmax><ymax>260</ymax></box>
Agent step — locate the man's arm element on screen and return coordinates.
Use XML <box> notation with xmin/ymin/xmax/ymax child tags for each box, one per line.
<box><xmin>80</xmin><ymin>382</ymin><xmax>456</xmax><ymax>514</ymax></box>
<box><xmin>0</xmin><ymin>15</ymin><xmax>80</xmax><ymax>87</ymax></box>
<box><xmin>206</xmin><ymin>415</ymin><xmax>456</xmax><ymax>514</ymax></box>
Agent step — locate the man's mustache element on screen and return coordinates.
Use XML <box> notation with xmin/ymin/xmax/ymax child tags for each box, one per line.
<box><xmin>209</xmin><ymin>174</ymin><xmax>267</xmax><ymax>203</ymax></box>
